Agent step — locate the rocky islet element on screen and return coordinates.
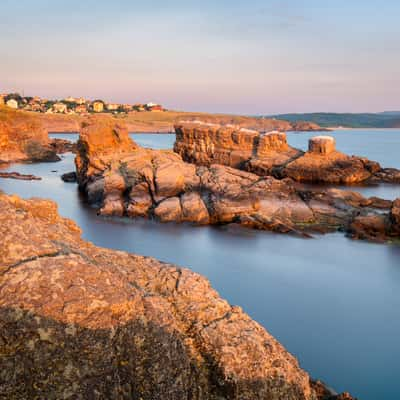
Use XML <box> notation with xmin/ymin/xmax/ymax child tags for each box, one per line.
<box><xmin>174</xmin><ymin>121</ymin><xmax>400</xmax><ymax>184</ymax></box>
<box><xmin>74</xmin><ymin>117</ymin><xmax>400</xmax><ymax>242</ymax></box>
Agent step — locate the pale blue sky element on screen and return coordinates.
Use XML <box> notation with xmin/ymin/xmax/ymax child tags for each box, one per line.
<box><xmin>1</xmin><ymin>0</ymin><xmax>399</xmax><ymax>114</ymax></box>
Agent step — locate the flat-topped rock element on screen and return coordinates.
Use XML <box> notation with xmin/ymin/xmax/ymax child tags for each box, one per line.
<box><xmin>174</xmin><ymin>120</ymin><xmax>259</xmax><ymax>168</ymax></box>
<box><xmin>175</xmin><ymin>122</ymin><xmax>400</xmax><ymax>184</ymax></box>
<box><xmin>174</xmin><ymin>121</ymin><xmax>301</xmax><ymax>170</ymax></box>
<box><xmin>0</xmin><ymin>193</ymin><xmax>356</xmax><ymax>399</ymax></box>
<box><xmin>308</xmin><ymin>136</ymin><xmax>336</xmax><ymax>155</ymax></box>
<box><xmin>257</xmin><ymin>131</ymin><xmax>289</xmax><ymax>155</ymax></box>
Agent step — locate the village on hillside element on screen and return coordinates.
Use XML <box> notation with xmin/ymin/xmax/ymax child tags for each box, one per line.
<box><xmin>0</xmin><ymin>93</ymin><xmax>165</xmax><ymax>115</ymax></box>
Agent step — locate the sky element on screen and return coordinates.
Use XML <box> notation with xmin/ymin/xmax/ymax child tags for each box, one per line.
<box><xmin>1</xmin><ymin>0</ymin><xmax>399</xmax><ymax>114</ymax></box>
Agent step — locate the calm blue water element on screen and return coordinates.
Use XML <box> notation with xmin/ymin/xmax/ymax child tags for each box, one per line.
<box><xmin>2</xmin><ymin>130</ymin><xmax>399</xmax><ymax>399</ymax></box>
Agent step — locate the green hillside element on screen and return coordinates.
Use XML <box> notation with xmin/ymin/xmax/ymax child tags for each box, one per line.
<box><xmin>269</xmin><ymin>112</ymin><xmax>400</xmax><ymax>128</ymax></box>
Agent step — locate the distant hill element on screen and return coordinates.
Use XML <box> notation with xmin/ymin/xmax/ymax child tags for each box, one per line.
<box><xmin>269</xmin><ymin>112</ymin><xmax>400</xmax><ymax>128</ymax></box>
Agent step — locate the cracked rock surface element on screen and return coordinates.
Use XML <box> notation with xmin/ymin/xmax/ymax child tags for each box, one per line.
<box><xmin>0</xmin><ymin>192</ymin><xmax>335</xmax><ymax>399</ymax></box>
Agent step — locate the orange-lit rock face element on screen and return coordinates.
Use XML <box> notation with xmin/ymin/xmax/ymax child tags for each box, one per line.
<box><xmin>308</xmin><ymin>136</ymin><xmax>336</xmax><ymax>155</ymax></box>
<box><xmin>0</xmin><ymin>193</ymin><xmax>319</xmax><ymax>399</ymax></box>
<box><xmin>0</xmin><ymin>107</ymin><xmax>59</xmax><ymax>163</ymax></box>
<box><xmin>281</xmin><ymin>137</ymin><xmax>375</xmax><ymax>184</ymax></box>
<box><xmin>174</xmin><ymin>122</ymin><xmax>400</xmax><ymax>185</ymax></box>
<box><xmin>248</xmin><ymin>131</ymin><xmax>303</xmax><ymax>176</ymax></box>
<box><xmin>174</xmin><ymin>121</ymin><xmax>260</xmax><ymax>168</ymax></box>
<box><xmin>174</xmin><ymin>122</ymin><xmax>303</xmax><ymax>170</ymax></box>
<box><xmin>74</xmin><ymin>120</ymin><xmax>398</xmax><ymax>242</ymax></box>
<box><xmin>257</xmin><ymin>131</ymin><xmax>289</xmax><ymax>155</ymax></box>
<box><xmin>75</xmin><ymin>116</ymin><xmax>138</xmax><ymax>178</ymax></box>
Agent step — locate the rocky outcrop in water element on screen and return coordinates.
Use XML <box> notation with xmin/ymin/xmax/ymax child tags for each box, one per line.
<box><xmin>74</xmin><ymin>118</ymin><xmax>399</xmax><ymax>242</ymax></box>
<box><xmin>0</xmin><ymin>106</ymin><xmax>59</xmax><ymax>163</ymax></box>
<box><xmin>0</xmin><ymin>171</ymin><xmax>41</xmax><ymax>180</ymax></box>
<box><xmin>61</xmin><ymin>171</ymin><xmax>78</xmax><ymax>182</ymax></box>
<box><xmin>50</xmin><ymin>137</ymin><xmax>77</xmax><ymax>154</ymax></box>
<box><xmin>272</xmin><ymin>136</ymin><xmax>380</xmax><ymax>184</ymax></box>
<box><xmin>348</xmin><ymin>198</ymin><xmax>400</xmax><ymax>242</ymax></box>
<box><xmin>0</xmin><ymin>192</ymin><xmax>357</xmax><ymax>399</ymax></box>
<box><xmin>174</xmin><ymin>121</ymin><xmax>400</xmax><ymax>184</ymax></box>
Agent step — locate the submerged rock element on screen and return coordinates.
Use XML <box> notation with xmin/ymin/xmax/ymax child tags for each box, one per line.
<box><xmin>0</xmin><ymin>106</ymin><xmax>59</xmax><ymax>163</ymax></box>
<box><xmin>61</xmin><ymin>171</ymin><xmax>77</xmax><ymax>182</ymax></box>
<box><xmin>0</xmin><ymin>192</ymin><xmax>356</xmax><ymax>399</ymax></box>
<box><xmin>74</xmin><ymin>118</ymin><xmax>399</xmax><ymax>242</ymax></box>
<box><xmin>0</xmin><ymin>171</ymin><xmax>41</xmax><ymax>180</ymax></box>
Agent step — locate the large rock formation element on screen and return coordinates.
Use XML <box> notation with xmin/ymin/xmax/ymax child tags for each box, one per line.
<box><xmin>174</xmin><ymin>121</ymin><xmax>400</xmax><ymax>184</ymax></box>
<box><xmin>0</xmin><ymin>193</ymin><xmax>355</xmax><ymax>399</ymax></box>
<box><xmin>174</xmin><ymin>121</ymin><xmax>302</xmax><ymax>170</ymax></box>
<box><xmin>0</xmin><ymin>106</ymin><xmax>59</xmax><ymax>163</ymax></box>
<box><xmin>74</xmin><ymin>118</ymin><xmax>399</xmax><ymax>242</ymax></box>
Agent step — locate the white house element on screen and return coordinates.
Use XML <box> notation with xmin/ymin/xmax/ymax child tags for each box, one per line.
<box><xmin>6</xmin><ymin>99</ymin><xmax>18</xmax><ymax>109</ymax></box>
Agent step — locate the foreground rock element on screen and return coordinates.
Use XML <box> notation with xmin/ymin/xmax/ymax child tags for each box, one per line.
<box><xmin>0</xmin><ymin>193</ymin><xmax>354</xmax><ymax>399</ymax></box>
<box><xmin>75</xmin><ymin>118</ymin><xmax>400</xmax><ymax>242</ymax></box>
<box><xmin>174</xmin><ymin>121</ymin><xmax>400</xmax><ymax>184</ymax></box>
<box><xmin>0</xmin><ymin>106</ymin><xmax>59</xmax><ymax>163</ymax></box>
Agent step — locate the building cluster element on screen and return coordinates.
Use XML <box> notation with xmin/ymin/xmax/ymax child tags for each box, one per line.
<box><xmin>0</xmin><ymin>93</ymin><xmax>164</xmax><ymax>115</ymax></box>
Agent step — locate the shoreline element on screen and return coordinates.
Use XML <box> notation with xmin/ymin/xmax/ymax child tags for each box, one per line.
<box><xmin>49</xmin><ymin>127</ymin><xmax>400</xmax><ymax>136</ymax></box>
<box><xmin>327</xmin><ymin>126</ymin><xmax>400</xmax><ymax>130</ymax></box>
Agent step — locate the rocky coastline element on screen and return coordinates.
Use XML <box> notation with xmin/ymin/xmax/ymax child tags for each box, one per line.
<box><xmin>4</xmin><ymin>107</ymin><xmax>328</xmax><ymax>134</ymax></box>
<box><xmin>2</xmin><ymin>109</ymin><xmax>396</xmax><ymax>398</ymax></box>
<box><xmin>74</xmin><ymin>117</ymin><xmax>400</xmax><ymax>242</ymax></box>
